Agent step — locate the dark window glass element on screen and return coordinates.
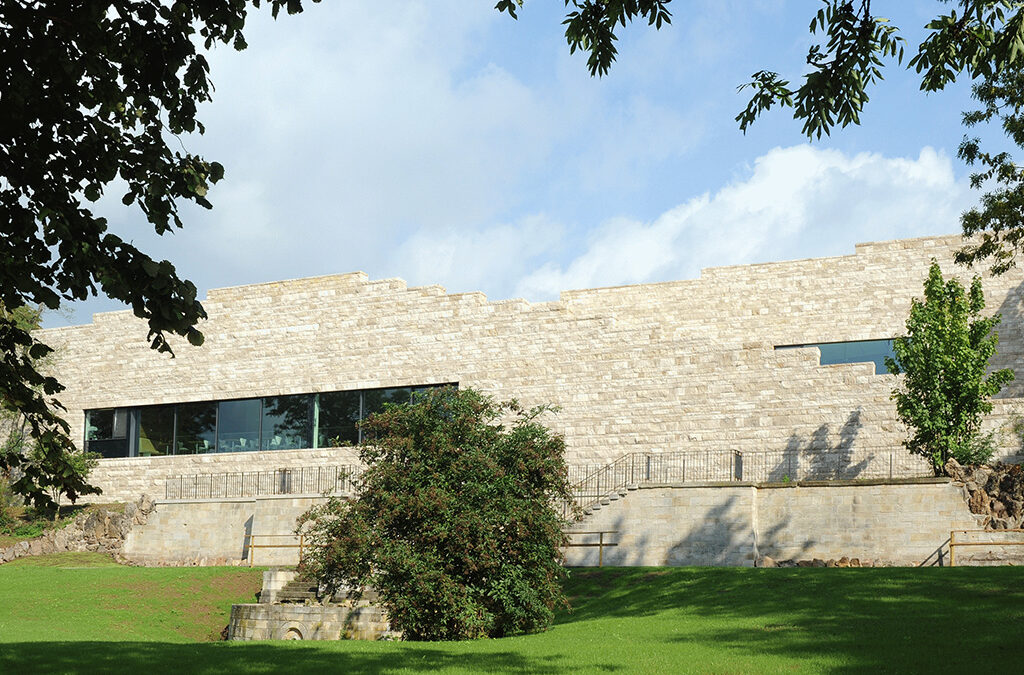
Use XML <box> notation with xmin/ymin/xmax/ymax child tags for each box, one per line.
<box><xmin>363</xmin><ymin>387</ymin><xmax>412</xmax><ymax>417</ymax></box>
<box><xmin>261</xmin><ymin>395</ymin><xmax>312</xmax><ymax>451</ymax></box>
<box><xmin>218</xmin><ymin>399</ymin><xmax>261</xmax><ymax>452</ymax></box>
<box><xmin>318</xmin><ymin>391</ymin><xmax>360</xmax><ymax>447</ymax></box>
<box><xmin>361</xmin><ymin>388</ymin><xmax>412</xmax><ymax>444</ymax></box>
<box><xmin>85</xmin><ymin>409</ymin><xmax>129</xmax><ymax>458</ymax></box>
<box><xmin>137</xmin><ymin>405</ymin><xmax>174</xmax><ymax>457</ymax></box>
<box><xmin>411</xmin><ymin>384</ymin><xmax>451</xmax><ymax>404</ymax></box>
<box><xmin>776</xmin><ymin>339</ymin><xmax>895</xmax><ymax>374</ymax></box>
<box><xmin>177</xmin><ymin>402</ymin><xmax>217</xmax><ymax>454</ymax></box>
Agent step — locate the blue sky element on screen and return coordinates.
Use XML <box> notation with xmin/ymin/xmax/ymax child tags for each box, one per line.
<box><xmin>50</xmin><ymin>1</ymin><xmax>993</xmax><ymax>327</ymax></box>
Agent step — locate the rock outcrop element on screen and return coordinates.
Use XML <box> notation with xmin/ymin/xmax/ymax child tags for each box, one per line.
<box><xmin>0</xmin><ymin>495</ymin><xmax>155</xmax><ymax>565</ymax></box>
<box><xmin>945</xmin><ymin>459</ymin><xmax>1024</xmax><ymax>530</ymax></box>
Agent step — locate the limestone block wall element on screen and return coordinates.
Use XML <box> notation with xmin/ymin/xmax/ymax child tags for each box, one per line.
<box><xmin>121</xmin><ymin>494</ymin><xmax>323</xmax><ymax>566</ymax></box>
<box><xmin>37</xmin><ymin>234</ymin><xmax>1024</xmax><ymax>499</ymax></box>
<box><xmin>565</xmin><ymin>480</ymin><xmax>983</xmax><ymax>567</ymax></box>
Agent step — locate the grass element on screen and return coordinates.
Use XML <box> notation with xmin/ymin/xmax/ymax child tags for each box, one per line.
<box><xmin>1</xmin><ymin>557</ymin><xmax>1022</xmax><ymax>673</ymax></box>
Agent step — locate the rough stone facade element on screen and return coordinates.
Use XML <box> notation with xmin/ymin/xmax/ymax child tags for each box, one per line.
<box><xmin>565</xmin><ymin>479</ymin><xmax>984</xmax><ymax>567</ymax></box>
<box><xmin>35</xmin><ymin>234</ymin><xmax>1024</xmax><ymax>503</ymax></box>
<box><xmin>0</xmin><ymin>496</ymin><xmax>154</xmax><ymax>564</ymax></box>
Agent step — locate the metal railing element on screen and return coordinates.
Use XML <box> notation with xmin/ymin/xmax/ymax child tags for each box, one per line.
<box><xmin>563</xmin><ymin>448</ymin><xmax>934</xmax><ymax>517</ymax></box>
<box><xmin>165</xmin><ymin>464</ymin><xmax>362</xmax><ymax>500</ymax></box>
<box><xmin>738</xmin><ymin>448</ymin><xmax>933</xmax><ymax>483</ymax></box>
<box><xmin>165</xmin><ymin>449</ymin><xmax>933</xmax><ymax>505</ymax></box>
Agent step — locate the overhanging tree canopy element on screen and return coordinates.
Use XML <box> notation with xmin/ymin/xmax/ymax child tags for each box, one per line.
<box><xmin>0</xmin><ymin>0</ymin><xmax>676</xmax><ymax>504</ymax></box>
<box><xmin>737</xmin><ymin>0</ymin><xmax>1024</xmax><ymax>273</ymax></box>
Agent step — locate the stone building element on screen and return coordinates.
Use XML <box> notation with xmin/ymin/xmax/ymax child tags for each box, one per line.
<box><xmin>37</xmin><ymin>234</ymin><xmax>1024</xmax><ymax>504</ymax></box>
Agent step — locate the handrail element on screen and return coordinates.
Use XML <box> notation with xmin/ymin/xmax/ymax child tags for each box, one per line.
<box><xmin>564</xmin><ymin>530</ymin><xmax>618</xmax><ymax>567</ymax></box>
<box><xmin>949</xmin><ymin>528</ymin><xmax>1024</xmax><ymax>567</ymax></box>
<box><xmin>246</xmin><ymin>533</ymin><xmax>305</xmax><ymax>567</ymax></box>
<box><xmin>561</xmin><ymin>448</ymin><xmax>931</xmax><ymax>520</ymax></box>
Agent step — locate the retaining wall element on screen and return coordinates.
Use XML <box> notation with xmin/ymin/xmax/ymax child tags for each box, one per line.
<box><xmin>123</xmin><ymin>479</ymin><xmax>993</xmax><ymax>567</ymax></box>
<box><xmin>565</xmin><ymin>479</ymin><xmax>984</xmax><ymax>567</ymax></box>
<box><xmin>121</xmin><ymin>494</ymin><xmax>324</xmax><ymax>566</ymax></box>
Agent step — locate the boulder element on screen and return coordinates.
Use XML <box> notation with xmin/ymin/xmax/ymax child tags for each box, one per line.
<box><xmin>757</xmin><ymin>555</ymin><xmax>778</xmax><ymax>568</ymax></box>
<box><xmin>944</xmin><ymin>458</ymin><xmax>967</xmax><ymax>482</ymax></box>
<box><xmin>837</xmin><ymin>556</ymin><xmax>850</xmax><ymax>568</ymax></box>
<box><xmin>968</xmin><ymin>489</ymin><xmax>990</xmax><ymax>515</ymax></box>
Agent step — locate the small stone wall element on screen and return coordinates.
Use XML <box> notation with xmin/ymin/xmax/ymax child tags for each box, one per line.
<box><xmin>0</xmin><ymin>496</ymin><xmax>154</xmax><ymax>565</ymax></box>
<box><xmin>228</xmin><ymin>569</ymin><xmax>394</xmax><ymax>641</ymax></box>
<box><xmin>227</xmin><ymin>602</ymin><xmax>392</xmax><ymax>641</ymax></box>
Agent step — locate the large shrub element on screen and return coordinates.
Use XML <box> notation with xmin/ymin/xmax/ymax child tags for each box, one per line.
<box><xmin>298</xmin><ymin>387</ymin><xmax>577</xmax><ymax>641</ymax></box>
<box><xmin>885</xmin><ymin>261</ymin><xmax>1015</xmax><ymax>473</ymax></box>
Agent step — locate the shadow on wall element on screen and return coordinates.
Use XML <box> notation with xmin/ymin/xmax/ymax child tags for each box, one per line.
<box><xmin>992</xmin><ymin>278</ymin><xmax>1024</xmax><ymax>399</ymax></box>
<box><xmin>768</xmin><ymin>408</ymin><xmax>867</xmax><ymax>481</ymax></box>
<box><xmin>663</xmin><ymin>497</ymin><xmax>814</xmax><ymax>567</ymax></box>
<box><xmin>573</xmin><ymin>495</ymin><xmax>813</xmax><ymax>567</ymax></box>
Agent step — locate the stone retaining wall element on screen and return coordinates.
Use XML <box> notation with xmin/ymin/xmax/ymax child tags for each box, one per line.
<box><xmin>121</xmin><ymin>494</ymin><xmax>326</xmax><ymax>566</ymax></box>
<box><xmin>227</xmin><ymin>602</ymin><xmax>392</xmax><ymax>641</ymax></box>
<box><xmin>566</xmin><ymin>479</ymin><xmax>984</xmax><ymax>567</ymax></box>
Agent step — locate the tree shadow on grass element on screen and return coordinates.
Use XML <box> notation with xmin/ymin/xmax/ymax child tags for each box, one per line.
<box><xmin>559</xmin><ymin>566</ymin><xmax>1024</xmax><ymax>673</ymax></box>
<box><xmin>0</xmin><ymin>640</ymin><xmax>600</xmax><ymax>675</ymax></box>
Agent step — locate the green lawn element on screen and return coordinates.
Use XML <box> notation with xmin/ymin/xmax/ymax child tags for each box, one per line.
<box><xmin>1</xmin><ymin>554</ymin><xmax>1022</xmax><ymax>674</ymax></box>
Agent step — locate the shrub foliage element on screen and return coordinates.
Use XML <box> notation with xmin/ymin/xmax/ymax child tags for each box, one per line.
<box><xmin>298</xmin><ymin>387</ymin><xmax>577</xmax><ymax>641</ymax></box>
<box><xmin>885</xmin><ymin>261</ymin><xmax>1014</xmax><ymax>473</ymax></box>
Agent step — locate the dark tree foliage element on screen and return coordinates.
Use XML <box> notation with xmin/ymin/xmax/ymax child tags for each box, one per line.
<box><xmin>885</xmin><ymin>261</ymin><xmax>1014</xmax><ymax>474</ymax></box>
<box><xmin>1</xmin><ymin>0</ymin><xmax>670</xmax><ymax>506</ymax></box>
<box><xmin>736</xmin><ymin>1</ymin><xmax>1024</xmax><ymax>273</ymax></box>
<box><xmin>955</xmin><ymin>62</ymin><xmax>1024</xmax><ymax>273</ymax></box>
<box><xmin>496</xmin><ymin>1</ymin><xmax>672</xmax><ymax>76</ymax></box>
<box><xmin>0</xmin><ymin>306</ymin><xmax>100</xmax><ymax>508</ymax></box>
<box><xmin>0</xmin><ymin>0</ymin><xmax>320</xmax><ymax>505</ymax></box>
<box><xmin>297</xmin><ymin>387</ymin><xmax>578</xmax><ymax>641</ymax></box>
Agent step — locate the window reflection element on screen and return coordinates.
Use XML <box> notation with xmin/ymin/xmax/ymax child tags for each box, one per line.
<box><xmin>318</xmin><ymin>391</ymin><xmax>360</xmax><ymax>447</ymax></box>
<box><xmin>261</xmin><ymin>395</ymin><xmax>312</xmax><ymax>451</ymax></box>
<box><xmin>218</xmin><ymin>399</ymin><xmax>261</xmax><ymax>452</ymax></box>
<box><xmin>137</xmin><ymin>405</ymin><xmax>174</xmax><ymax>457</ymax></box>
<box><xmin>776</xmin><ymin>339</ymin><xmax>895</xmax><ymax>374</ymax></box>
<box><xmin>85</xmin><ymin>409</ymin><xmax>129</xmax><ymax>458</ymax></box>
<box><xmin>84</xmin><ymin>382</ymin><xmax>454</xmax><ymax>458</ymax></box>
<box><xmin>177</xmin><ymin>402</ymin><xmax>217</xmax><ymax>454</ymax></box>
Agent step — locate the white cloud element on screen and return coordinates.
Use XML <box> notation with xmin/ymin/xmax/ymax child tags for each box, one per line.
<box><xmin>514</xmin><ymin>145</ymin><xmax>974</xmax><ymax>298</ymax></box>
<box><xmin>389</xmin><ymin>215</ymin><xmax>564</xmax><ymax>297</ymax></box>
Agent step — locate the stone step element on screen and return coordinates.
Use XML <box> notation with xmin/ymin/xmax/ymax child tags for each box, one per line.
<box><xmin>278</xmin><ymin>591</ymin><xmax>318</xmax><ymax>603</ymax></box>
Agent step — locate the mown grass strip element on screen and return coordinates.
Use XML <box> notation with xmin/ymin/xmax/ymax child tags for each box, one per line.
<box><xmin>1</xmin><ymin>557</ymin><xmax>1022</xmax><ymax>673</ymax></box>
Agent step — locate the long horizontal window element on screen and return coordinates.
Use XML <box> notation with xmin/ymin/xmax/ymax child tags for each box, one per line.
<box><xmin>775</xmin><ymin>339</ymin><xmax>895</xmax><ymax>374</ymax></box>
<box><xmin>84</xmin><ymin>383</ymin><xmax>454</xmax><ymax>458</ymax></box>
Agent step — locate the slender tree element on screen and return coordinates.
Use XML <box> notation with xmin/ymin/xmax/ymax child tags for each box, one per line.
<box><xmin>885</xmin><ymin>261</ymin><xmax>1015</xmax><ymax>473</ymax></box>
